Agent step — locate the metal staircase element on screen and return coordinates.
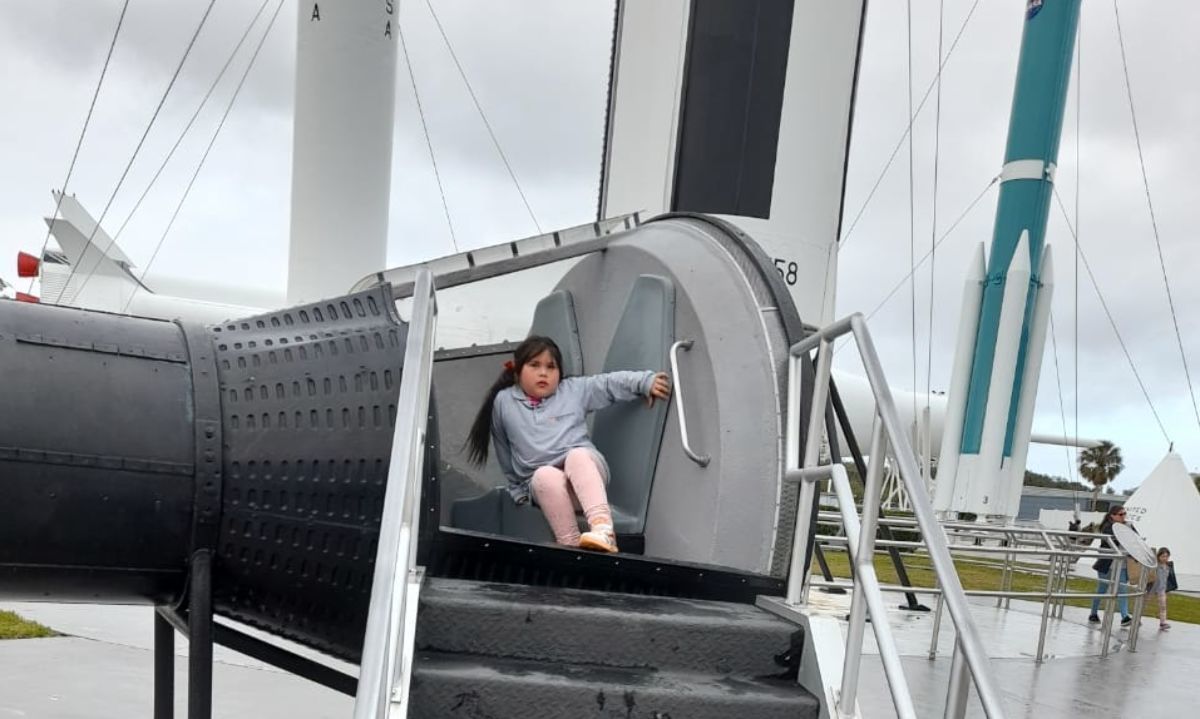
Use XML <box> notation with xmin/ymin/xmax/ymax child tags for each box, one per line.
<box><xmin>407</xmin><ymin>578</ymin><xmax>820</xmax><ymax>718</ymax></box>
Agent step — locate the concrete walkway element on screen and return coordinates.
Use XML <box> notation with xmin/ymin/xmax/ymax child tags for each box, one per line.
<box><xmin>807</xmin><ymin>588</ymin><xmax>1197</xmax><ymax>717</ymax></box>
<box><xmin>5</xmin><ymin>590</ymin><xmax>1196</xmax><ymax>718</ymax></box>
<box><xmin>0</xmin><ymin>603</ymin><xmax>353</xmax><ymax>718</ymax></box>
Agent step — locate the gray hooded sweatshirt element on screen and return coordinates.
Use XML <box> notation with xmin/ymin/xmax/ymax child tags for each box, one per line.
<box><xmin>491</xmin><ymin>371</ymin><xmax>656</xmax><ymax>503</ymax></box>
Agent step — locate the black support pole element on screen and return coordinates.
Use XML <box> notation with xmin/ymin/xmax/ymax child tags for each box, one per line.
<box><xmin>188</xmin><ymin>550</ymin><xmax>214</xmax><ymax>719</ymax></box>
<box><xmin>154</xmin><ymin>609</ymin><xmax>175</xmax><ymax>719</ymax></box>
<box><xmin>828</xmin><ymin>380</ymin><xmax>930</xmax><ymax>611</ymax></box>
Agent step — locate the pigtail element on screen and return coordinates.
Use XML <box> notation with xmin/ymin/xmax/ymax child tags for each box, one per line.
<box><xmin>466</xmin><ymin>366</ymin><xmax>516</xmax><ymax>465</ymax></box>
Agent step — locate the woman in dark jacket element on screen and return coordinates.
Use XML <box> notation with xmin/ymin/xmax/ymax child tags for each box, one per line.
<box><xmin>1088</xmin><ymin>505</ymin><xmax>1133</xmax><ymax>625</ymax></box>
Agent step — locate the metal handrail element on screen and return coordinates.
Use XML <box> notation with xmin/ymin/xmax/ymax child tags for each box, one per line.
<box><xmin>812</xmin><ymin>511</ymin><xmax>1128</xmax><ymax>547</ymax></box>
<box><xmin>785</xmin><ymin>314</ymin><xmax>1006</xmax><ymax>719</ymax></box>
<box><xmin>668</xmin><ymin>339</ymin><xmax>710</xmax><ymax>467</ymax></box>
<box><xmin>811</xmin><ymin>516</ymin><xmax>1125</xmax><ymax>560</ymax></box>
<box><xmin>353</xmin><ymin>269</ymin><xmax>438</xmax><ymax>719</ymax></box>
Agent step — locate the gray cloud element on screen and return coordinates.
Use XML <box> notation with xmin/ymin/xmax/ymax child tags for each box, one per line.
<box><xmin>837</xmin><ymin>0</ymin><xmax>1200</xmax><ymax>489</ymax></box>
<box><xmin>2</xmin><ymin>0</ymin><xmax>1198</xmax><ymax>490</ymax></box>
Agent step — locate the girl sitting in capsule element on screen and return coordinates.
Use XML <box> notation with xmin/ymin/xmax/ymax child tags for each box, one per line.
<box><xmin>466</xmin><ymin>336</ymin><xmax>671</xmax><ymax>553</ymax></box>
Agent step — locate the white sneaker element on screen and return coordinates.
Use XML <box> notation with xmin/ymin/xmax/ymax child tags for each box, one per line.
<box><xmin>579</xmin><ymin>524</ymin><xmax>618</xmax><ymax>553</ymax></box>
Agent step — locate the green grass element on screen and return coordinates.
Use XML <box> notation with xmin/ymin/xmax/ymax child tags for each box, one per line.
<box><xmin>0</xmin><ymin>610</ymin><xmax>56</xmax><ymax>639</ymax></box>
<box><xmin>815</xmin><ymin>550</ymin><xmax>1200</xmax><ymax>625</ymax></box>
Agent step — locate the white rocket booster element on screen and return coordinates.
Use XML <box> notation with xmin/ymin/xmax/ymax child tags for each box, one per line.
<box><xmin>932</xmin><ymin>243</ymin><xmax>986</xmax><ymax>513</ymax></box>
<box><xmin>1001</xmin><ymin>246</ymin><xmax>1055</xmax><ymax>517</ymax></box>
<box><xmin>934</xmin><ymin>231</ymin><xmax>1055</xmax><ymax>520</ymax></box>
<box><xmin>970</xmin><ymin>232</ymin><xmax>1031</xmax><ymax>513</ymax></box>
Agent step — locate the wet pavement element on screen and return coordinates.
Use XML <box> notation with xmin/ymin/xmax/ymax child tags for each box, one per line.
<box><xmin>807</xmin><ymin>589</ymin><xmax>1197</xmax><ymax>717</ymax></box>
<box><xmin>0</xmin><ymin>603</ymin><xmax>353</xmax><ymax>718</ymax></box>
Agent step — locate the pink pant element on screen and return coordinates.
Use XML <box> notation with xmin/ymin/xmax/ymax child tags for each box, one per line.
<box><xmin>530</xmin><ymin>448</ymin><xmax>611</xmax><ymax>546</ymax></box>
<box><xmin>1157</xmin><ymin>592</ymin><xmax>1169</xmax><ymax>623</ymax></box>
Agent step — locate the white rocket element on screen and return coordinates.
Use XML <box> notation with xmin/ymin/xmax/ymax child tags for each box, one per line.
<box><xmin>933</xmin><ymin>233</ymin><xmax>1054</xmax><ymax>520</ymax></box>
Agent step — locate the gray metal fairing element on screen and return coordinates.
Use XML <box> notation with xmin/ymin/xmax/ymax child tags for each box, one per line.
<box><xmin>555</xmin><ymin>216</ymin><xmax>799</xmax><ymax>574</ymax></box>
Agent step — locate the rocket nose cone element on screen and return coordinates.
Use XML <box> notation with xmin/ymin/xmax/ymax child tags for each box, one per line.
<box><xmin>1038</xmin><ymin>243</ymin><xmax>1055</xmax><ymax>283</ymax></box>
<box><xmin>969</xmin><ymin>242</ymin><xmax>987</xmax><ymax>280</ymax></box>
<box><xmin>1008</xmin><ymin>230</ymin><xmax>1032</xmax><ymax>275</ymax></box>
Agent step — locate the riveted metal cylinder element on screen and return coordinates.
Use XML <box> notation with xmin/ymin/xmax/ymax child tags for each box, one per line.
<box><xmin>0</xmin><ymin>301</ymin><xmax>195</xmax><ymax>603</ymax></box>
<box><xmin>208</xmin><ymin>290</ymin><xmax>411</xmax><ymax>659</ymax></box>
<box><xmin>0</xmin><ymin>287</ymin><xmax>419</xmax><ymax>661</ymax></box>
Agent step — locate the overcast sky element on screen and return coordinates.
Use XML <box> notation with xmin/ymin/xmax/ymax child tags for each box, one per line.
<box><xmin>2</xmin><ymin>1</ymin><xmax>1198</xmax><ymax>492</ymax></box>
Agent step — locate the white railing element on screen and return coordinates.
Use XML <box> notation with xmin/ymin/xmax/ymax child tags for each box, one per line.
<box><xmin>353</xmin><ymin>269</ymin><xmax>437</xmax><ymax>719</ymax></box>
<box><xmin>774</xmin><ymin>314</ymin><xmax>1006</xmax><ymax>719</ymax></box>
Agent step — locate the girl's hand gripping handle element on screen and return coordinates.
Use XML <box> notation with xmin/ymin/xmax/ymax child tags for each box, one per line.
<box><xmin>646</xmin><ymin>372</ymin><xmax>672</xmax><ymax>408</ymax></box>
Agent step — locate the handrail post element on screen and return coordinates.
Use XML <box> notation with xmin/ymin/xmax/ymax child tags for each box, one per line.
<box><xmin>1128</xmin><ymin>563</ymin><xmax>1149</xmax><ymax>651</ymax></box>
<box><xmin>839</xmin><ymin>420</ymin><xmax>887</xmax><ymax>716</ymax></box>
<box><xmin>353</xmin><ymin>269</ymin><xmax>437</xmax><ymax>719</ymax></box>
<box><xmin>928</xmin><ymin>575</ymin><xmax>945</xmax><ymax>660</ymax></box>
<box><xmin>786</xmin><ymin>337</ymin><xmax>833</xmax><ymax>605</ymax></box>
<box><xmin>1035</xmin><ymin>553</ymin><xmax>1057</xmax><ymax>662</ymax></box>
<box><xmin>1100</xmin><ymin>553</ymin><xmax>1120</xmax><ymax>658</ymax></box>
<box><xmin>943</xmin><ymin>641</ymin><xmax>970</xmax><ymax>719</ymax></box>
<box><xmin>847</xmin><ymin>314</ymin><xmax>1005</xmax><ymax>717</ymax></box>
<box><xmin>828</xmin><ymin>465</ymin><xmax>916</xmax><ymax>718</ymax></box>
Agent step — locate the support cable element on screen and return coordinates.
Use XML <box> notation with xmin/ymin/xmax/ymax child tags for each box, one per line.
<box><xmin>63</xmin><ymin>0</ymin><xmax>219</xmax><ymax>304</ymax></box>
<box><xmin>834</xmin><ymin>175</ymin><xmax>998</xmax><ymax>355</ymax></box>
<box><xmin>866</xmin><ymin>176</ymin><xmax>997</xmax><ymax>323</ymax></box>
<box><xmin>1053</xmin><ymin>188</ymin><xmax>1171</xmax><ymax>444</ymax></box>
<box><xmin>1048</xmin><ymin>313</ymin><xmax>1077</xmax><ymax>482</ymax></box>
<box><xmin>840</xmin><ymin>0</ymin><xmax>984</xmax><ymax>250</ymax></box>
<box><xmin>397</xmin><ymin>9</ymin><xmax>458</xmax><ymax>252</ymax></box>
<box><xmin>120</xmin><ymin>0</ymin><xmax>285</xmax><ymax>313</ymax></box>
<box><xmin>112</xmin><ymin>0</ymin><xmax>272</xmax><ymax>245</ymax></box>
<box><xmin>927</xmin><ymin>0</ymin><xmax>947</xmax><ymax>414</ymax></box>
<box><xmin>1112</xmin><ymin>0</ymin><xmax>1200</xmax><ymax>435</ymax></box>
<box><xmin>28</xmin><ymin>0</ymin><xmax>130</xmax><ymax>293</ymax></box>
<box><xmin>906</xmin><ymin>0</ymin><xmax>917</xmax><ymax>427</ymax></box>
<box><xmin>1080</xmin><ymin>16</ymin><xmax>1089</xmax><ymax>475</ymax></box>
<box><xmin>423</xmin><ymin>0</ymin><xmax>542</xmax><ymax>235</ymax></box>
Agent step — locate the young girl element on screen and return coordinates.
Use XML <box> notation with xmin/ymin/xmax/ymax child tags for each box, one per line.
<box><xmin>1149</xmin><ymin>547</ymin><xmax>1176</xmax><ymax>630</ymax></box>
<box><xmin>466</xmin><ymin>336</ymin><xmax>671</xmax><ymax>553</ymax></box>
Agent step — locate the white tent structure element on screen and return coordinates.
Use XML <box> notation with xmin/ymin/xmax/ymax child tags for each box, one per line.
<box><xmin>1123</xmin><ymin>452</ymin><xmax>1200</xmax><ymax>591</ymax></box>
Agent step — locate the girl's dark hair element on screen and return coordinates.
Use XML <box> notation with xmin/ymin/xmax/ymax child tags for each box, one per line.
<box><xmin>465</xmin><ymin>336</ymin><xmax>565</xmax><ymax>465</ymax></box>
<box><xmin>1157</xmin><ymin>546</ymin><xmax>1171</xmax><ymax>558</ymax></box>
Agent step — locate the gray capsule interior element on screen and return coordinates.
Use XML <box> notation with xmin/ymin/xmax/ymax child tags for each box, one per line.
<box><xmin>426</xmin><ymin>215</ymin><xmax>809</xmax><ymax>576</ymax></box>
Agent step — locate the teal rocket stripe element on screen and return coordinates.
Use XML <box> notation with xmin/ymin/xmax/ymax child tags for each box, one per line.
<box><xmin>960</xmin><ymin>0</ymin><xmax>1080</xmax><ymax>456</ymax></box>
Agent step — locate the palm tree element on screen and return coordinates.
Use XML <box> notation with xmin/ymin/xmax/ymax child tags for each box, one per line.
<box><xmin>1079</xmin><ymin>441</ymin><xmax>1124</xmax><ymax>510</ymax></box>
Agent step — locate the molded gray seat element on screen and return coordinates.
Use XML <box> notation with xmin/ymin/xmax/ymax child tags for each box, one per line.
<box><xmin>450</xmin><ymin>276</ymin><xmax>676</xmax><ymax>547</ymax></box>
<box><xmin>590</xmin><ymin>274</ymin><xmax>675</xmax><ymax>535</ymax></box>
<box><xmin>530</xmin><ymin>290</ymin><xmax>584</xmax><ymax>377</ymax></box>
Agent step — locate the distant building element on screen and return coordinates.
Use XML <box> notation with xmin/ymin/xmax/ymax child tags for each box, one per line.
<box><xmin>1017</xmin><ymin>486</ymin><xmax>1126</xmax><ymax>522</ymax></box>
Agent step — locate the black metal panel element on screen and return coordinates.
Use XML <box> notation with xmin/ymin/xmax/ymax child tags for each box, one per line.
<box><xmin>672</xmin><ymin>0</ymin><xmax>795</xmax><ymax>219</ymax></box>
<box><xmin>0</xmin><ymin>301</ymin><xmax>195</xmax><ymax>603</ymax></box>
<box><xmin>208</xmin><ymin>289</ymin><xmax>410</xmax><ymax>661</ymax></box>
<box><xmin>426</xmin><ymin>528</ymin><xmax>784</xmax><ymax>604</ymax></box>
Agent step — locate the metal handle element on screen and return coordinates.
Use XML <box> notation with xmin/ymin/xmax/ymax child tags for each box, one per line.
<box><xmin>668</xmin><ymin>340</ymin><xmax>710</xmax><ymax>468</ymax></box>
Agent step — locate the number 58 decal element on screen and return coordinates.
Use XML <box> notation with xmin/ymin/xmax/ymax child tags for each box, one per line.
<box><xmin>773</xmin><ymin>258</ymin><xmax>798</xmax><ymax>286</ymax></box>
